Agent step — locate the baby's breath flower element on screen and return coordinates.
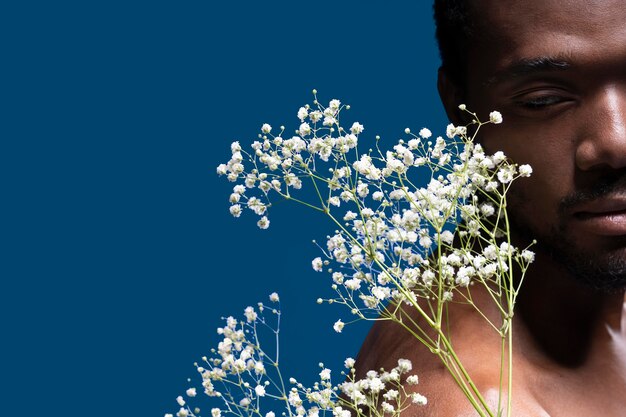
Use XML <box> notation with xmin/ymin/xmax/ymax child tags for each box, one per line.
<box><xmin>255</xmin><ymin>384</ymin><xmax>266</xmax><ymax>397</ymax></box>
<box><xmin>244</xmin><ymin>306</ymin><xmax>257</xmax><ymax>323</ymax></box>
<box><xmin>257</xmin><ymin>216</ymin><xmax>270</xmax><ymax>229</ymax></box>
<box><xmin>229</xmin><ymin>204</ymin><xmax>242</xmax><ymax>218</ymax></box>
<box><xmin>406</xmin><ymin>375</ymin><xmax>419</xmax><ymax>385</ymax></box>
<box><xmin>396</xmin><ymin>358</ymin><xmax>412</xmax><ymax>372</ymax></box>
<box><xmin>333</xmin><ymin>319</ymin><xmax>344</xmax><ymax>333</ymax></box>
<box><xmin>497</xmin><ymin>165</ymin><xmax>515</xmax><ymax>184</ymax></box>
<box><xmin>214</xmin><ymin>97</ymin><xmax>535</xmax><ymax>417</ymax></box>
<box><xmin>519</xmin><ymin>164</ymin><xmax>533</xmax><ymax>177</ymax></box>
<box><xmin>211</xmin><ymin>408</ymin><xmax>221</xmax><ymax>417</ymax></box>
<box><xmin>521</xmin><ymin>249</ymin><xmax>535</xmax><ymax>263</ymax></box>
<box><xmin>297</xmin><ymin>107</ymin><xmax>308</xmax><ymax>121</ymax></box>
<box><xmin>489</xmin><ymin>110</ymin><xmax>503</xmax><ymax>124</ymax></box>
<box><xmin>350</xmin><ymin>122</ymin><xmax>364</xmax><ymax>135</ymax></box>
<box><xmin>411</xmin><ymin>393</ymin><xmax>428</xmax><ymax>405</ymax></box>
<box><xmin>299</xmin><ymin>122</ymin><xmax>312</xmax><ymax>136</ymax></box>
<box><xmin>419</xmin><ymin>127</ymin><xmax>432</xmax><ymax>138</ymax></box>
<box><xmin>312</xmin><ymin>257</ymin><xmax>323</xmax><ymax>272</ymax></box>
<box><xmin>319</xmin><ymin>368</ymin><xmax>331</xmax><ymax>380</ymax></box>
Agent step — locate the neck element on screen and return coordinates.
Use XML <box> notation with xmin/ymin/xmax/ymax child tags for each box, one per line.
<box><xmin>514</xmin><ymin>253</ymin><xmax>626</xmax><ymax>367</ymax></box>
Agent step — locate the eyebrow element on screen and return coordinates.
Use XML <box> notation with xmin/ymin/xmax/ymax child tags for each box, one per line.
<box><xmin>484</xmin><ymin>56</ymin><xmax>571</xmax><ymax>86</ymax></box>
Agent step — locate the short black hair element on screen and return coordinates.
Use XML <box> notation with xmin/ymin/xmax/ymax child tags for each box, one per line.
<box><xmin>433</xmin><ymin>0</ymin><xmax>474</xmax><ymax>89</ymax></box>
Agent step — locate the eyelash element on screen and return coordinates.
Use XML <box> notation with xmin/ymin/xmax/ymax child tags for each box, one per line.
<box><xmin>516</xmin><ymin>95</ymin><xmax>566</xmax><ymax>109</ymax></box>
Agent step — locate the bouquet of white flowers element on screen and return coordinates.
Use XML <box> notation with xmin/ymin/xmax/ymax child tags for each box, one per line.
<box><xmin>169</xmin><ymin>91</ymin><xmax>535</xmax><ymax>417</ymax></box>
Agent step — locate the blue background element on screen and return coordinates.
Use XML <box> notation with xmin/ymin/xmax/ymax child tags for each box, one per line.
<box><xmin>3</xmin><ymin>2</ymin><xmax>447</xmax><ymax>416</ymax></box>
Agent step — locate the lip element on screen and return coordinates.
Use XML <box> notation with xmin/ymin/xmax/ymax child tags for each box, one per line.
<box><xmin>572</xmin><ymin>197</ymin><xmax>626</xmax><ymax>236</ymax></box>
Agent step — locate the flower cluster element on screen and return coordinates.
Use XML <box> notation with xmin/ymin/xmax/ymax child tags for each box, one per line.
<box><xmin>211</xmin><ymin>92</ymin><xmax>536</xmax><ymax>417</ymax></box>
<box><xmin>217</xmin><ymin>93</ymin><xmax>533</xmax><ymax>332</ymax></box>
<box><xmin>167</xmin><ymin>294</ymin><xmax>425</xmax><ymax>417</ymax></box>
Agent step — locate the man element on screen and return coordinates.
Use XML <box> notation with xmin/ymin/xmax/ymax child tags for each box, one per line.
<box><xmin>355</xmin><ymin>0</ymin><xmax>626</xmax><ymax>415</ymax></box>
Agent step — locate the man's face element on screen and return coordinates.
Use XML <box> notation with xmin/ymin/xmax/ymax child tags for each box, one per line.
<box><xmin>462</xmin><ymin>0</ymin><xmax>626</xmax><ymax>290</ymax></box>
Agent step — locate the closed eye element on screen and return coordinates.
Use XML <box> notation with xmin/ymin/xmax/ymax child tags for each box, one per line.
<box><xmin>516</xmin><ymin>95</ymin><xmax>567</xmax><ymax>109</ymax></box>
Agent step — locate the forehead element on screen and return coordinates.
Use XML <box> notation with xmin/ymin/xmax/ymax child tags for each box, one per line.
<box><xmin>467</xmin><ymin>0</ymin><xmax>626</xmax><ymax>84</ymax></box>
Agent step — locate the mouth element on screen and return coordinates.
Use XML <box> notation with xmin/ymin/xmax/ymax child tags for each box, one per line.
<box><xmin>572</xmin><ymin>198</ymin><xmax>626</xmax><ymax>236</ymax></box>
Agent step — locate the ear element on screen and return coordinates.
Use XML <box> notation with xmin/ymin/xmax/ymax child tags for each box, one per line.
<box><xmin>437</xmin><ymin>67</ymin><xmax>466</xmax><ymax>126</ymax></box>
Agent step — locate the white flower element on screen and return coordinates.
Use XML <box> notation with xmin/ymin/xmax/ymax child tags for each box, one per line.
<box><xmin>480</xmin><ymin>203</ymin><xmax>495</xmax><ymax>217</ymax></box>
<box><xmin>397</xmin><ymin>358</ymin><xmax>412</xmax><ymax>372</ymax></box>
<box><xmin>186</xmin><ymin>388</ymin><xmax>196</xmax><ymax>397</ymax></box>
<box><xmin>244</xmin><ymin>306</ymin><xmax>257</xmax><ymax>322</ymax></box>
<box><xmin>229</xmin><ymin>204</ymin><xmax>242</xmax><ymax>217</ymax></box>
<box><xmin>381</xmin><ymin>402</ymin><xmax>395</xmax><ymax>413</ymax></box>
<box><xmin>216</xmin><ymin>164</ymin><xmax>228</xmax><ymax>175</ymax></box>
<box><xmin>440</xmin><ymin>230</ymin><xmax>454</xmax><ymax>244</ymax></box>
<box><xmin>177</xmin><ymin>408</ymin><xmax>189</xmax><ymax>417</ymax></box>
<box><xmin>297</xmin><ymin>107</ymin><xmax>308</xmax><ymax>121</ymax></box>
<box><xmin>319</xmin><ymin>368</ymin><xmax>331</xmax><ymax>380</ymax></box>
<box><xmin>371</xmin><ymin>286</ymin><xmax>391</xmax><ymax>300</ymax></box>
<box><xmin>344</xmin><ymin>357</ymin><xmax>355</xmax><ymax>368</ymax></box>
<box><xmin>332</xmin><ymin>272</ymin><xmax>344</xmax><ymax>284</ymax></box>
<box><xmin>211</xmin><ymin>409</ymin><xmax>221</xmax><ymax>417</ymax></box>
<box><xmin>350</xmin><ymin>122</ymin><xmax>364</xmax><ymax>134</ymax></box>
<box><xmin>372</xmin><ymin>191</ymin><xmax>384</xmax><ymax>201</ymax></box>
<box><xmin>309</xmin><ymin>110</ymin><xmax>322</xmax><ymax>123</ymax></box>
<box><xmin>254</xmin><ymin>361</ymin><xmax>265</xmax><ymax>375</ymax></box>
<box><xmin>312</xmin><ymin>257</ymin><xmax>323</xmax><ymax>272</ymax></box>
<box><xmin>446</xmin><ymin>123</ymin><xmax>456</xmax><ymax>138</ymax></box>
<box><xmin>261</xmin><ymin>123</ymin><xmax>272</xmax><ymax>134</ymax></box>
<box><xmin>519</xmin><ymin>164</ymin><xmax>533</xmax><ymax>177</ymax></box>
<box><xmin>333</xmin><ymin>319</ymin><xmax>344</xmax><ymax>333</ymax></box>
<box><xmin>492</xmin><ymin>151</ymin><xmax>506</xmax><ymax>164</ymax></box>
<box><xmin>419</xmin><ymin>127</ymin><xmax>432</xmax><ymax>138</ymax></box>
<box><xmin>343</xmin><ymin>211</ymin><xmax>357</xmax><ymax>221</ymax></box>
<box><xmin>411</xmin><ymin>393</ymin><xmax>428</xmax><ymax>405</ymax></box>
<box><xmin>497</xmin><ymin>166</ymin><xmax>515</xmax><ymax>184</ymax></box>
<box><xmin>368</xmin><ymin>377</ymin><xmax>385</xmax><ymax>393</ymax></box>
<box><xmin>176</xmin><ymin>396</ymin><xmax>185</xmax><ymax>406</ymax></box>
<box><xmin>344</xmin><ymin>278</ymin><xmax>361</xmax><ymax>290</ymax></box>
<box><xmin>521</xmin><ymin>249</ymin><xmax>535</xmax><ymax>263</ymax></box>
<box><xmin>489</xmin><ymin>111</ymin><xmax>503</xmax><ymax>124</ymax></box>
<box><xmin>406</xmin><ymin>375</ymin><xmax>419</xmax><ymax>385</ymax></box>
<box><xmin>299</xmin><ymin>122</ymin><xmax>311</xmax><ymax>136</ymax></box>
<box><xmin>255</xmin><ymin>385</ymin><xmax>266</xmax><ymax>397</ymax></box>
<box><xmin>266</xmin><ymin>412</ymin><xmax>276</xmax><ymax>417</ymax></box>
<box><xmin>383</xmin><ymin>390</ymin><xmax>399</xmax><ymax>400</ymax></box>
<box><xmin>257</xmin><ymin>216</ymin><xmax>270</xmax><ymax>229</ymax></box>
<box><xmin>329</xmin><ymin>99</ymin><xmax>341</xmax><ymax>110</ymax></box>
<box><xmin>269</xmin><ymin>292</ymin><xmax>279</xmax><ymax>302</ymax></box>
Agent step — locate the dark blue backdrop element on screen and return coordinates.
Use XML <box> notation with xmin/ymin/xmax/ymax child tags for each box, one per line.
<box><xmin>3</xmin><ymin>2</ymin><xmax>447</xmax><ymax>416</ymax></box>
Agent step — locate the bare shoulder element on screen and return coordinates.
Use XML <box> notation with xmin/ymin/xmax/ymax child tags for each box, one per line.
<box><xmin>353</xmin><ymin>318</ymin><xmax>546</xmax><ymax>416</ymax></box>
<box><xmin>353</xmin><ymin>319</ymin><xmax>474</xmax><ymax>416</ymax></box>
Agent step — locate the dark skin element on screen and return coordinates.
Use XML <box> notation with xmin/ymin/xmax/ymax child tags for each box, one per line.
<box><xmin>355</xmin><ymin>0</ymin><xmax>626</xmax><ymax>415</ymax></box>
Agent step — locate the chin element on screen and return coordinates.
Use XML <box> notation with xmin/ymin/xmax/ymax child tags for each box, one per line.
<box><xmin>541</xmin><ymin>231</ymin><xmax>626</xmax><ymax>293</ymax></box>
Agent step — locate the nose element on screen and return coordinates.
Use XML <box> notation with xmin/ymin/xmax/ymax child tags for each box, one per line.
<box><xmin>576</xmin><ymin>86</ymin><xmax>626</xmax><ymax>171</ymax></box>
